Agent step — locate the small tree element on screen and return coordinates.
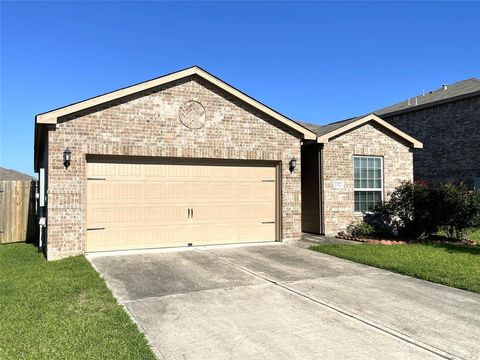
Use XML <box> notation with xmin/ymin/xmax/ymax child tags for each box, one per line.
<box><xmin>437</xmin><ymin>183</ymin><xmax>480</xmax><ymax>240</ymax></box>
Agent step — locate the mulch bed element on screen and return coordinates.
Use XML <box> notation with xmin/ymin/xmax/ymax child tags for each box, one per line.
<box><xmin>336</xmin><ymin>232</ymin><xmax>406</xmax><ymax>245</ymax></box>
<box><xmin>336</xmin><ymin>232</ymin><xmax>477</xmax><ymax>246</ymax></box>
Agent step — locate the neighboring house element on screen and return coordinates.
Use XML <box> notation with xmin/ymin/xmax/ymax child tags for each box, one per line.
<box><xmin>299</xmin><ymin>114</ymin><xmax>422</xmax><ymax>235</ymax></box>
<box><xmin>376</xmin><ymin>78</ymin><xmax>480</xmax><ymax>187</ymax></box>
<box><xmin>34</xmin><ymin>67</ymin><xmax>421</xmax><ymax>259</ymax></box>
<box><xmin>0</xmin><ymin>168</ymin><xmax>37</xmax><ymax>244</ymax></box>
<box><xmin>0</xmin><ymin>167</ymin><xmax>36</xmax><ymax>181</ymax></box>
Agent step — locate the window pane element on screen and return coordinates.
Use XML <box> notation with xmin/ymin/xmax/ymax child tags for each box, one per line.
<box><xmin>361</xmin><ymin>202</ymin><xmax>368</xmax><ymax>212</ymax></box>
<box><xmin>354</xmin><ymin>191</ymin><xmax>382</xmax><ymax>212</ymax></box>
<box><xmin>354</xmin><ymin>156</ymin><xmax>382</xmax><ymax>191</ymax></box>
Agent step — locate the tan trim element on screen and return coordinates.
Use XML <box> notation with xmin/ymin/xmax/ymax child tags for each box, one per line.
<box><xmin>36</xmin><ymin>66</ymin><xmax>316</xmax><ymax>140</ymax></box>
<box><xmin>275</xmin><ymin>162</ymin><xmax>282</xmax><ymax>241</ymax></box>
<box><xmin>316</xmin><ymin>113</ymin><xmax>423</xmax><ymax>149</ymax></box>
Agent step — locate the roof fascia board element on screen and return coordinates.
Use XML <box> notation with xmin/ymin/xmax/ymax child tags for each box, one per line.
<box><xmin>317</xmin><ymin>114</ymin><xmax>423</xmax><ymax>149</ymax></box>
<box><xmin>36</xmin><ymin>67</ymin><xmax>198</xmax><ymax>124</ymax></box>
<box><xmin>36</xmin><ymin>66</ymin><xmax>316</xmax><ymax>140</ymax></box>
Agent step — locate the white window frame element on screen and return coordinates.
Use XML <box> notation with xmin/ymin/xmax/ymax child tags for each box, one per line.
<box><xmin>353</xmin><ymin>156</ymin><xmax>384</xmax><ymax>213</ymax></box>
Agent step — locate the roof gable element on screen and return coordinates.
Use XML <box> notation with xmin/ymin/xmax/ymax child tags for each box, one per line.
<box><xmin>301</xmin><ymin>114</ymin><xmax>423</xmax><ymax>149</ymax></box>
<box><xmin>35</xmin><ymin>66</ymin><xmax>316</xmax><ymax>140</ymax></box>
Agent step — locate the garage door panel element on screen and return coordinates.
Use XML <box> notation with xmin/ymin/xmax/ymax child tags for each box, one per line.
<box><xmin>144</xmin><ymin>164</ymin><xmax>167</xmax><ymax>178</ymax></box>
<box><xmin>143</xmin><ymin>183</ymin><xmax>167</xmax><ymax>200</ymax></box>
<box><xmin>235</xmin><ymin>204</ymin><xmax>275</xmax><ymax>220</ymax></box>
<box><xmin>88</xmin><ymin>183</ymin><xmax>116</xmax><ymax>201</ymax></box>
<box><xmin>88</xmin><ymin>162</ymin><xmax>116</xmax><ymax>177</ymax></box>
<box><xmin>87</xmin><ymin>226</ymin><xmax>191</xmax><ymax>252</ymax></box>
<box><xmin>86</xmin><ymin>160</ymin><xmax>277</xmax><ymax>252</ymax></box>
<box><xmin>88</xmin><ymin>207</ymin><xmax>117</xmax><ymax>225</ymax></box>
<box><xmin>192</xmin><ymin>203</ymin><xmax>274</xmax><ymax>222</ymax></box>
<box><xmin>88</xmin><ymin>205</ymin><xmax>190</xmax><ymax>227</ymax></box>
<box><xmin>191</xmin><ymin>223</ymin><xmax>275</xmax><ymax>245</ymax></box>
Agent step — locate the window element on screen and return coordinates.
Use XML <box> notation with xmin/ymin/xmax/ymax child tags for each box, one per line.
<box><xmin>354</xmin><ymin>156</ymin><xmax>383</xmax><ymax>212</ymax></box>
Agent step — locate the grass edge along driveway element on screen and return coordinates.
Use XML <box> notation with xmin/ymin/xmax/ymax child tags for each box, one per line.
<box><xmin>311</xmin><ymin>242</ymin><xmax>480</xmax><ymax>294</ymax></box>
<box><xmin>0</xmin><ymin>243</ymin><xmax>156</xmax><ymax>360</ymax></box>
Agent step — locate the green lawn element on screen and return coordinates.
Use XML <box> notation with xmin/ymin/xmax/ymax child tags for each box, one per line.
<box><xmin>436</xmin><ymin>228</ymin><xmax>480</xmax><ymax>245</ymax></box>
<box><xmin>0</xmin><ymin>243</ymin><xmax>156</xmax><ymax>360</ymax></box>
<box><xmin>311</xmin><ymin>242</ymin><xmax>480</xmax><ymax>294</ymax></box>
<box><xmin>469</xmin><ymin>228</ymin><xmax>480</xmax><ymax>245</ymax></box>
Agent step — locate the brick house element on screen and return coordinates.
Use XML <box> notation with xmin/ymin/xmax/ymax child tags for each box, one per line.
<box><xmin>300</xmin><ymin>114</ymin><xmax>422</xmax><ymax>236</ymax></box>
<box><xmin>376</xmin><ymin>78</ymin><xmax>480</xmax><ymax>187</ymax></box>
<box><xmin>34</xmin><ymin>67</ymin><xmax>421</xmax><ymax>259</ymax></box>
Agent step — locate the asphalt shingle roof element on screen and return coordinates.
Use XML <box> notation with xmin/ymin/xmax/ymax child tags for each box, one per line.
<box><xmin>0</xmin><ymin>167</ymin><xmax>36</xmax><ymax>181</ymax></box>
<box><xmin>375</xmin><ymin>78</ymin><xmax>480</xmax><ymax>116</ymax></box>
<box><xmin>297</xmin><ymin>115</ymin><xmax>367</xmax><ymax>137</ymax></box>
<box><xmin>297</xmin><ymin>77</ymin><xmax>480</xmax><ymax>137</ymax></box>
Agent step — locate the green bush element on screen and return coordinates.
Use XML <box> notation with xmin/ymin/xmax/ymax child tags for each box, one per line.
<box><xmin>370</xmin><ymin>181</ymin><xmax>439</xmax><ymax>239</ymax></box>
<box><xmin>346</xmin><ymin>222</ymin><xmax>376</xmax><ymax>238</ymax></box>
<box><xmin>436</xmin><ymin>183</ymin><xmax>480</xmax><ymax>240</ymax></box>
<box><xmin>367</xmin><ymin>181</ymin><xmax>480</xmax><ymax>240</ymax></box>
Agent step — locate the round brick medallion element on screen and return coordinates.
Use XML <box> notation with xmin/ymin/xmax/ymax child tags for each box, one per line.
<box><xmin>178</xmin><ymin>100</ymin><xmax>206</xmax><ymax>129</ymax></box>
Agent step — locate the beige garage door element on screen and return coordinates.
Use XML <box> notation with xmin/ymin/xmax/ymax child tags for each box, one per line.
<box><xmin>86</xmin><ymin>159</ymin><xmax>277</xmax><ymax>252</ymax></box>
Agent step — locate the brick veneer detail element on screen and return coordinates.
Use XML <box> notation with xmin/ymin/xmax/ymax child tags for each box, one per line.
<box><xmin>45</xmin><ymin>76</ymin><xmax>302</xmax><ymax>260</ymax></box>
<box><xmin>321</xmin><ymin>122</ymin><xmax>413</xmax><ymax>235</ymax></box>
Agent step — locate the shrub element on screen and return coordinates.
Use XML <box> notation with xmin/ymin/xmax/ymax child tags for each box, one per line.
<box><xmin>363</xmin><ymin>209</ymin><xmax>397</xmax><ymax>238</ymax></box>
<box><xmin>346</xmin><ymin>222</ymin><xmax>376</xmax><ymax>238</ymax></box>
<box><xmin>436</xmin><ymin>183</ymin><xmax>480</xmax><ymax>240</ymax></box>
<box><xmin>366</xmin><ymin>181</ymin><xmax>480</xmax><ymax>240</ymax></box>
<box><xmin>372</xmin><ymin>181</ymin><xmax>439</xmax><ymax>239</ymax></box>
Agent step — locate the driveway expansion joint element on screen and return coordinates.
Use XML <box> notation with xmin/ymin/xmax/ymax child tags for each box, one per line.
<box><xmin>196</xmin><ymin>248</ymin><xmax>460</xmax><ymax>360</ymax></box>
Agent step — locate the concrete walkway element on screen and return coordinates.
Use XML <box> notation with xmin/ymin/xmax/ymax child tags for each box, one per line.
<box><xmin>88</xmin><ymin>244</ymin><xmax>480</xmax><ymax>360</ymax></box>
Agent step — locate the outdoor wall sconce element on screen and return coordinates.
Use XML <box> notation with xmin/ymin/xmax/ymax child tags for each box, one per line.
<box><xmin>289</xmin><ymin>157</ymin><xmax>297</xmax><ymax>172</ymax></box>
<box><xmin>63</xmin><ymin>148</ymin><xmax>72</xmax><ymax>169</ymax></box>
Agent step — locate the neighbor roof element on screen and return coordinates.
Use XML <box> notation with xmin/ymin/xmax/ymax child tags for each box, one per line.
<box><xmin>0</xmin><ymin>167</ymin><xmax>36</xmax><ymax>181</ymax></box>
<box><xmin>375</xmin><ymin>78</ymin><xmax>480</xmax><ymax>116</ymax></box>
<box><xmin>300</xmin><ymin>113</ymin><xmax>423</xmax><ymax>148</ymax></box>
<box><xmin>35</xmin><ymin>66</ymin><xmax>316</xmax><ymax>140</ymax></box>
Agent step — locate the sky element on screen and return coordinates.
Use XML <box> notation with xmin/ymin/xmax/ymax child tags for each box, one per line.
<box><xmin>1</xmin><ymin>1</ymin><xmax>479</xmax><ymax>176</ymax></box>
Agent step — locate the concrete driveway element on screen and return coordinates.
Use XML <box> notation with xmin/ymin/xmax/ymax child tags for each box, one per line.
<box><xmin>88</xmin><ymin>244</ymin><xmax>480</xmax><ymax>360</ymax></box>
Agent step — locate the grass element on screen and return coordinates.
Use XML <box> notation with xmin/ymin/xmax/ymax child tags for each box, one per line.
<box><xmin>436</xmin><ymin>228</ymin><xmax>480</xmax><ymax>245</ymax></box>
<box><xmin>0</xmin><ymin>243</ymin><xmax>156</xmax><ymax>360</ymax></box>
<box><xmin>469</xmin><ymin>228</ymin><xmax>480</xmax><ymax>245</ymax></box>
<box><xmin>311</xmin><ymin>242</ymin><xmax>480</xmax><ymax>294</ymax></box>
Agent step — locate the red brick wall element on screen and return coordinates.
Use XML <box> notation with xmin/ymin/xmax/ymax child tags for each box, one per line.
<box><xmin>45</xmin><ymin>76</ymin><xmax>302</xmax><ymax>260</ymax></box>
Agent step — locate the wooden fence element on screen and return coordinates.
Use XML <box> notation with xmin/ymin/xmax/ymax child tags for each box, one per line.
<box><xmin>0</xmin><ymin>180</ymin><xmax>37</xmax><ymax>244</ymax></box>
